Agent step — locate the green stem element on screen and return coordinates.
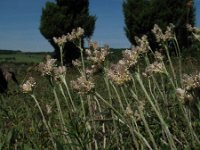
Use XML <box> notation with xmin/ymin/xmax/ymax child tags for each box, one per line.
<box><xmin>148</xmin><ymin>78</ymin><xmax>161</xmax><ymax>113</ymax></box>
<box><xmin>103</xmin><ymin>77</ymin><xmax>120</xmax><ymax>147</ymax></box>
<box><xmin>78</xmin><ymin>39</ymin><xmax>86</xmax><ymax>77</ymax></box>
<box><xmin>80</xmin><ymin>95</ymin><xmax>86</xmax><ymax>119</ymax></box>
<box><xmin>173</xmin><ymin>37</ymin><xmax>182</xmax><ymax>86</ymax></box>
<box><xmin>53</xmin><ymin>88</ymin><xmax>65</xmax><ymax>126</ymax></box>
<box><xmin>53</xmin><ymin>87</ymin><xmax>73</xmax><ymax>146</ymax></box>
<box><xmin>61</xmin><ymin>76</ymin><xmax>76</xmax><ymax>111</ymax></box>
<box><xmin>135</xmin><ymin>73</ymin><xmax>177</xmax><ymax>150</ymax></box>
<box><xmin>129</xmin><ymin>89</ymin><xmax>158</xmax><ymax>149</ymax></box>
<box><xmin>87</xmin><ymin>95</ymin><xmax>98</xmax><ymax>150</ymax></box>
<box><xmin>93</xmin><ymin>96</ymin><xmax>106</xmax><ymax>149</ymax></box>
<box><xmin>95</xmin><ymin>92</ymin><xmax>151</xmax><ymax>149</ymax></box>
<box><xmin>59</xmin><ymin>46</ymin><xmax>63</xmax><ymax>66</ymax></box>
<box><xmin>58</xmin><ymin>83</ymin><xmax>70</xmax><ymax>110</ymax></box>
<box><xmin>110</xmin><ymin>82</ymin><xmax>125</xmax><ymax>111</ymax></box>
<box><xmin>30</xmin><ymin>94</ymin><xmax>57</xmax><ymax>150</ymax></box>
<box><xmin>137</xmin><ymin>101</ymin><xmax>158</xmax><ymax>150</ymax></box>
<box><xmin>182</xmin><ymin>106</ymin><xmax>200</xmax><ymax>144</ymax></box>
<box><xmin>163</xmin><ymin>44</ymin><xmax>178</xmax><ymax>87</ymax></box>
<box><xmin>128</xmin><ymin>123</ymin><xmax>153</xmax><ymax>150</ymax></box>
<box><xmin>120</xmin><ymin>86</ymin><xmax>129</xmax><ymax>105</ymax></box>
<box><xmin>162</xmin><ymin>61</ymin><xmax>176</xmax><ymax>90</ymax></box>
<box><xmin>95</xmin><ymin>92</ymin><xmax>124</xmax><ymax>119</ymax></box>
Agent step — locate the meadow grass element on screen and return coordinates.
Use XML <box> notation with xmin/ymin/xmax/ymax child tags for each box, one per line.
<box><xmin>0</xmin><ymin>52</ymin><xmax>47</xmax><ymax>63</ymax></box>
<box><xmin>0</xmin><ymin>25</ymin><xmax>200</xmax><ymax>150</ymax></box>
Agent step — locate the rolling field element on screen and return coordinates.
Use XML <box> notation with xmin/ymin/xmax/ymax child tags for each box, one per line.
<box><xmin>0</xmin><ymin>52</ymin><xmax>49</xmax><ymax>63</ymax></box>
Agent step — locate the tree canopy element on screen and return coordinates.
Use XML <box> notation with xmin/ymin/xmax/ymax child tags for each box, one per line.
<box><xmin>40</xmin><ymin>0</ymin><xmax>96</xmax><ymax>64</ymax></box>
<box><xmin>123</xmin><ymin>0</ymin><xmax>195</xmax><ymax>50</ymax></box>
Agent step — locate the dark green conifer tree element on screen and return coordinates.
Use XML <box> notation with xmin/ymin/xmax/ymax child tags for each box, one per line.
<box><xmin>123</xmin><ymin>0</ymin><xmax>195</xmax><ymax>50</ymax></box>
<box><xmin>40</xmin><ymin>0</ymin><xmax>96</xmax><ymax>64</ymax></box>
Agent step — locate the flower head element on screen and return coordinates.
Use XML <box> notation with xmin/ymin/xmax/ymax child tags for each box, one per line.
<box><xmin>53</xmin><ymin>27</ymin><xmax>84</xmax><ymax>47</ymax></box>
<box><xmin>88</xmin><ymin>40</ymin><xmax>99</xmax><ymax>50</ymax></box>
<box><xmin>85</xmin><ymin>65</ymin><xmax>98</xmax><ymax>76</ymax></box>
<box><xmin>121</xmin><ymin>49</ymin><xmax>139</xmax><ymax>67</ymax></box>
<box><xmin>38</xmin><ymin>55</ymin><xmax>57</xmax><ymax>76</ymax></box>
<box><xmin>186</xmin><ymin>24</ymin><xmax>194</xmax><ymax>32</ymax></box>
<box><xmin>176</xmin><ymin>88</ymin><xmax>193</xmax><ymax>103</ymax></box>
<box><xmin>135</xmin><ymin>35</ymin><xmax>150</xmax><ymax>54</ymax></box>
<box><xmin>20</xmin><ymin>77</ymin><xmax>36</xmax><ymax>93</ymax></box>
<box><xmin>107</xmin><ymin>62</ymin><xmax>131</xmax><ymax>85</ymax></box>
<box><xmin>143</xmin><ymin>61</ymin><xmax>165</xmax><ymax>77</ymax></box>
<box><xmin>70</xmin><ymin>76</ymin><xmax>95</xmax><ymax>95</ymax></box>
<box><xmin>154</xmin><ymin>51</ymin><xmax>164</xmax><ymax>61</ymax></box>
<box><xmin>53</xmin><ymin>66</ymin><xmax>66</xmax><ymax>81</ymax></box>
<box><xmin>186</xmin><ymin>24</ymin><xmax>200</xmax><ymax>41</ymax></box>
<box><xmin>152</xmin><ymin>24</ymin><xmax>175</xmax><ymax>43</ymax></box>
<box><xmin>75</xmin><ymin>27</ymin><xmax>85</xmax><ymax>38</ymax></box>
<box><xmin>66</xmin><ymin>27</ymin><xmax>84</xmax><ymax>41</ymax></box>
<box><xmin>152</xmin><ymin>24</ymin><xmax>163</xmax><ymax>43</ymax></box>
<box><xmin>72</xmin><ymin>59</ymin><xmax>82</xmax><ymax>67</ymax></box>
<box><xmin>86</xmin><ymin>43</ymin><xmax>109</xmax><ymax>64</ymax></box>
<box><xmin>46</xmin><ymin>104</ymin><xmax>52</xmax><ymax>115</ymax></box>
<box><xmin>124</xmin><ymin>105</ymin><xmax>133</xmax><ymax>118</ymax></box>
<box><xmin>176</xmin><ymin>88</ymin><xmax>186</xmax><ymax>100</ymax></box>
<box><xmin>53</xmin><ymin>35</ymin><xmax>67</xmax><ymax>48</ymax></box>
<box><xmin>182</xmin><ymin>73</ymin><xmax>200</xmax><ymax>90</ymax></box>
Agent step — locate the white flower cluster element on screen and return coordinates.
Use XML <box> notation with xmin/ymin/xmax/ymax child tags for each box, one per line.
<box><xmin>53</xmin><ymin>27</ymin><xmax>84</xmax><ymax>47</ymax></box>
<box><xmin>152</xmin><ymin>24</ymin><xmax>175</xmax><ymax>43</ymax></box>
<box><xmin>20</xmin><ymin>77</ymin><xmax>36</xmax><ymax>93</ymax></box>
<box><xmin>70</xmin><ymin>76</ymin><xmax>95</xmax><ymax>95</ymax></box>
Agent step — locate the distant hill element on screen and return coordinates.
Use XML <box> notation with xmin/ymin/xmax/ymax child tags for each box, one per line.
<box><xmin>0</xmin><ymin>49</ymin><xmax>53</xmax><ymax>55</ymax></box>
<box><xmin>0</xmin><ymin>49</ymin><xmax>22</xmax><ymax>54</ymax></box>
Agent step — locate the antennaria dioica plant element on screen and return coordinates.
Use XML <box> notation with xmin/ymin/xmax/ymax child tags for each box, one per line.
<box><xmin>19</xmin><ymin>25</ymin><xmax>200</xmax><ymax>149</ymax></box>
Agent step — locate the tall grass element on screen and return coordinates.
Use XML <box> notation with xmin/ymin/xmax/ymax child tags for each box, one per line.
<box><xmin>1</xmin><ymin>25</ymin><xmax>200</xmax><ymax>149</ymax></box>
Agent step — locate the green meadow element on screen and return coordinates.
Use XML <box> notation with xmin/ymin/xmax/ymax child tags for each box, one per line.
<box><xmin>1</xmin><ymin>28</ymin><xmax>200</xmax><ymax>149</ymax></box>
<box><xmin>0</xmin><ymin>52</ymin><xmax>48</xmax><ymax>63</ymax></box>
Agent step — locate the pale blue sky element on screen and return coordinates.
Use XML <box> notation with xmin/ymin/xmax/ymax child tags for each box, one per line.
<box><xmin>0</xmin><ymin>0</ymin><xmax>199</xmax><ymax>52</ymax></box>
